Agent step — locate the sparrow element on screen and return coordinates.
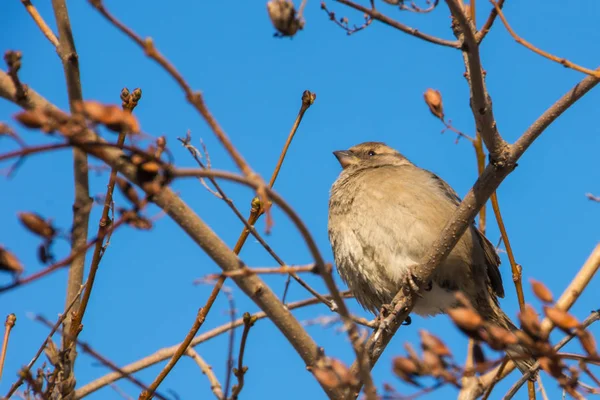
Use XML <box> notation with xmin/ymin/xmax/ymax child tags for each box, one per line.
<box><xmin>328</xmin><ymin>141</ymin><xmax>533</xmax><ymax>371</ymax></box>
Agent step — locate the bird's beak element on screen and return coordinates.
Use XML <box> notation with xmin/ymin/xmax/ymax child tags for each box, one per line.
<box><xmin>333</xmin><ymin>150</ymin><xmax>356</xmax><ymax>169</ymax></box>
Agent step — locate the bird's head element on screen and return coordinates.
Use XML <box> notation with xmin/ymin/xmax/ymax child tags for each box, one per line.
<box><xmin>333</xmin><ymin>142</ymin><xmax>410</xmax><ymax>170</ymax></box>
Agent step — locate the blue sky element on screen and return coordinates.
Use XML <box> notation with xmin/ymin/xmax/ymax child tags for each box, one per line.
<box><xmin>1</xmin><ymin>1</ymin><xmax>599</xmax><ymax>399</ymax></box>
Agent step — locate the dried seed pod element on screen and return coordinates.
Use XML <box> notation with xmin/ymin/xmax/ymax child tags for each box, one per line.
<box><xmin>419</xmin><ymin>330</ymin><xmax>451</xmax><ymax>357</ymax></box>
<box><xmin>312</xmin><ymin>361</ymin><xmax>342</xmax><ymax>389</ymax></box>
<box><xmin>518</xmin><ymin>304</ymin><xmax>542</xmax><ymax>339</ymax></box>
<box><xmin>18</xmin><ymin>212</ymin><xmax>56</xmax><ymax>239</ymax></box>
<box><xmin>123</xmin><ymin>212</ymin><xmax>152</xmax><ymax>230</ymax></box>
<box><xmin>486</xmin><ymin>325</ymin><xmax>518</xmax><ymax>348</ymax></box>
<box><xmin>544</xmin><ymin>306</ymin><xmax>579</xmax><ymax>331</ymax></box>
<box><xmin>423</xmin><ymin>89</ymin><xmax>444</xmax><ymax>121</ymax></box>
<box><xmin>530</xmin><ymin>279</ymin><xmax>554</xmax><ymax>303</ymax></box>
<box><xmin>330</xmin><ymin>358</ymin><xmax>358</xmax><ymax>386</ymax></box>
<box><xmin>392</xmin><ymin>356</ymin><xmax>422</xmax><ymax>386</ymax></box>
<box><xmin>0</xmin><ymin>246</ymin><xmax>23</xmax><ymax>275</ymax></box>
<box><xmin>14</xmin><ymin>109</ymin><xmax>49</xmax><ymax>130</ymax></box>
<box><xmin>115</xmin><ymin>177</ymin><xmax>141</xmax><ymax>208</ymax></box>
<box><xmin>538</xmin><ymin>356</ymin><xmax>564</xmax><ymax>379</ymax></box>
<box><xmin>577</xmin><ymin>329</ymin><xmax>597</xmax><ymax>356</ymax></box>
<box><xmin>76</xmin><ymin>100</ymin><xmax>140</xmax><ymax>134</ymax></box>
<box><xmin>267</xmin><ymin>0</ymin><xmax>304</xmax><ymax>37</ymax></box>
<box><xmin>447</xmin><ymin>307</ymin><xmax>483</xmax><ymax>332</ymax></box>
<box><xmin>422</xmin><ymin>350</ymin><xmax>443</xmax><ymax>376</ymax></box>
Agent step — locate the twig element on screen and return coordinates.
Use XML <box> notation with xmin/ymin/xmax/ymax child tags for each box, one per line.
<box><xmin>480</xmin><ymin>358</ymin><xmax>508</xmax><ymax>400</ymax></box>
<box><xmin>0</xmin><ymin>217</ymin><xmax>127</xmax><ymax>293</ymax></box>
<box><xmin>0</xmin><ymin>314</ymin><xmax>16</xmax><ymax>381</ymax></box>
<box><xmin>349</xmin><ymin>60</ymin><xmax>600</xmax><ymax>396</ymax></box>
<box><xmin>69</xmin><ymin>88</ymin><xmax>142</xmax><ymax>341</ymax></box>
<box><xmin>476</xmin><ymin>0</ymin><xmax>504</xmax><ymax>43</ymax></box>
<box><xmin>75</xmin><ymin>292</ymin><xmax>351</xmax><ymax>398</ymax></box>
<box><xmin>321</xmin><ymin>2</ymin><xmax>373</xmax><ymax>36</ymax></box>
<box><xmin>223</xmin><ymin>286</ymin><xmax>236</xmax><ymax>400</ymax></box>
<box><xmin>335</xmin><ymin>0</ymin><xmax>460</xmax><ymax>48</ymax></box>
<box><xmin>20</xmin><ymin>0</ymin><xmax>59</xmax><ymax>47</ymax></box>
<box><xmin>140</xmin><ymin>278</ymin><xmax>225</xmax><ymax>400</ymax></box>
<box><xmin>3</xmin><ymin>286</ymin><xmax>83</xmax><ymax>398</ymax></box>
<box><xmin>537</xmin><ymin>375</ymin><xmax>549</xmax><ymax>400</ymax></box>
<box><xmin>52</xmin><ymin>0</ymin><xmax>92</xmax><ymax>366</ymax></box>
<box><xmin>490</xmin><ymin>192</ymin><xmax>525</xmax><ymax>309</ymax></box>
<box><xmin>231</xmin><ymin>312</ymin><xmax>258</xmax><ymax>399</ymax></box>
<box><xmin>473</xmin><ymin>243</ymin><xmax>600</xmax><ymax>399</ymax></box>
<box><xmin>34</xmin><ymin>315</ymin><xmax>169</xmax><ymax>400</ymax></box>
<box><xmin>88</xmin><ymin>0</ymin><xmax>270</xmax><ymax>218</ymax></box>
<box><xmin>490</xmin><ymin>0</ymin><xmax>600</xmax><ymax>79</ymax></box>
<box><xmin>447</xmin><ymin>0</ymin><xmax>509</xmax><ymax>162</ymax></box>
<box><xmin>186</xmin><ymin>348</ymin><xmax>223</xmax><ymax>399</ymax></box>
<box><xmin>206</xmin><ymin>264</ymin><xmax>317</xmax><ymax>279</ymax></box>
<box><xmin>503</xmin><ymin>310</ymin><xmax>600</xmax><ymax>399</ymax></box>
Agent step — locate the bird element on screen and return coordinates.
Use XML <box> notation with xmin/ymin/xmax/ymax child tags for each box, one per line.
<box><xmin>327</xmin><ymin>141</ymin><xmax>534</xmax><ymax>372</ymax></box>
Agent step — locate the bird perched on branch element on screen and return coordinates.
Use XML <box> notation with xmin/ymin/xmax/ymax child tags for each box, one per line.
<box><xmin>328</xmin><ymin>141</ymin><xmax>534</xmax><ymax>372</ymax></box>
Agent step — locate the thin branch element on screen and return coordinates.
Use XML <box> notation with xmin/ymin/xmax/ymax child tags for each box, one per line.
<box><xmin>69</xmin><ymin>88</ymin><xmax>142</xmax><ymax>342</ymax></box>
<box><xmin>207</xmin><ymin>264</ymin><xmax>318</xmax><ymax>279</ymax></box>
<box><xmin>20</xmin><ymin>0</ymin><xmax>59</xmax><ymax>47</ymax></box>
<box><xmin>490</xmin><ymin>0</ymin><xmax>600</xmax><ymax>78</ymax></box>
<box><xmin>34</xmin><ymin>315</ymin><xmax>169</xmax><ymax>400</ymax></box>
<box><xmin>51</xmin><ymin>0</ymin><xmax>92</xmax><ymax>364</ymax></box>
<box><xmin>0</xmin><ymin>217</ymin><xmax>127</xmax><ymax>293</ymax></box>
<box><xmin>446</xmin><ymin>0</ymin><xmax>509</xmax><ymax>162</ymax></box>
<box><xmin>349</xmin><ymin>60</ymin><xmax>600</xmax><ymax>394</ymax></box>
<box><xmin>0</xmin><ymin>314</ymin><xmax>16</xmax><ymax>381</ymax></box>
<box><xmin>185</xmin><ymin>348</ymin><xmax>223</xmax><ymax>400</ymax></box>
<box><xmin>87</xmin><ymin>0</ymin><xmax>269</xmax><ymax>213</ymax></box>
<box><xmin>467</xmin><ymin>243</ymin><xmax>600</xmax><ymax>399</ymax></box>
<box><xmin>140</xmin><ymin>278</ymin><xmax>225</xmax><ymax>400</ymax></box>
<box><xmin>490</xmin><ymin>192</ymin><xmax>525</xmax><ymax>310</ymax></box>
<box><xmin>503</xmin><ymin>309</ymin><xmax>600</xmax><ymax>399</ymax></box>
<box><xmin>476</xmin><ymin>0</ymin><xmax>504</xmax><ymax>43</ymax></box>
<box><xmin>3</xmin><ymin>286</ymin><xmax>83</xmax><ymax>398</ymax></box>
<box><xmin>75</xmin><ymin>292</ymin><xmax>350</xmax><ymax>398</ymax></box>
<box><xmin>231</xmin><ymin>313</ymin><xmax>257</xmax><ymax>399</ymax></box>
<box><xmin>334</xmin><ymin>0</ymin><xmax>460</xmax><ymax>48</ymax></box>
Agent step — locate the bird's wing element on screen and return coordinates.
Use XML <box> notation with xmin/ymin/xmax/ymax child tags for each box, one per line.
<box><xmin>427</xmin><ymin>171</ymin><xmax>505</xmax><ymax>298</ymax></box>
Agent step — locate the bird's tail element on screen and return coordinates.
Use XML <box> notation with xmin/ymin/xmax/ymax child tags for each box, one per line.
<box><xmin>488</xmin><ymin>305</ymin><xmax>536</xmax><ymax>374</ymax></box>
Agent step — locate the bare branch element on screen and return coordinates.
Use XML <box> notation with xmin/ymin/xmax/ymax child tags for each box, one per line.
<box><xmin>20</xmin><ymin>0</ymin><xmax>59</xmax><ymax>47</ymax></box>
<box><xmin>334</xmin><ymin>0</ymin><xmax>460</xmax><ymax>48</ymax></box>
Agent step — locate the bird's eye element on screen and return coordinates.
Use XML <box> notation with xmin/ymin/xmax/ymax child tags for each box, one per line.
<box><xmin>368</xmin><ymin>150</ymin><xmax>376</xmax><ymax>157</ymax></box>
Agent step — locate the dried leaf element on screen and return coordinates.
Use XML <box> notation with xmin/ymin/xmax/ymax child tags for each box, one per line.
<box><xmin>538</xmin><ymin>356</ymin><xmax>564</xmax><ymax>379</ymax></box>
<box><xmin>422</xmin><ymin>350</ymin><xmax>443</xmax><ymax>376</ymax></box>
<box><xmin>577</xmin><ymin>329</ymin><xmax>597</xmax><ymax>356</ymax></box>
<box><xmin>419</xmin><ymin>330</ymin><xmax>451</xmax><ymax>357</ymax></box>
<box><xmin>544</xmin><ymin>306</ymin><xmax>580</xmax><ymax>331</ymax></box>
<box><xmin>530</xmin><ymin>279</ymin><xmax>554</xmax><ymax>303</ymax></box>
<box><xmin>14</xmin><ymin>109</ymin><xmax>48</xmax><ymax>130</ymax></box>
<box><xmin>0</xmin><ymin>246</ymin><xmax>23</xmax><ymax>275</ymax></box>
<box><xmin>447</xmin><ymin>307</ymin><xmax>483</xmax><ymax>332</ymax></box>
<box><xmin>518</xmin><ymin>304</ymin><xmax>542</xmax><ymax>339</ymax></box>
<box><xmin>486</xmin><ymin>325</ymin><xmax>518</xmax><ymax>348</ymax></box>
<box><xmin>392</xmin><ymin>356</ymin><xmax>422</xmax><ymax>387</ymax></box>
<box><xmin>75</xmin><ymin>100</ymin><xmax>140</xmax><ymax>133</ymax></box>
<box><xmin>423</xmin><ymin>88</ymin><xmax>444</xmax><ymax>120</ymax></box>
<box><xmin>313</xmin><ymin>364</ymin><xmax>341</xmax><ymax>388</ymax></box>
<box><xmin>18</xmin><ymin>212</ymin><xmax>56</xmax><ymax>239</ymax></box>
<box><xmin>330</xmin><ymin>358</ymin><xmax>358</xmax><ymax>386</ymax></box>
